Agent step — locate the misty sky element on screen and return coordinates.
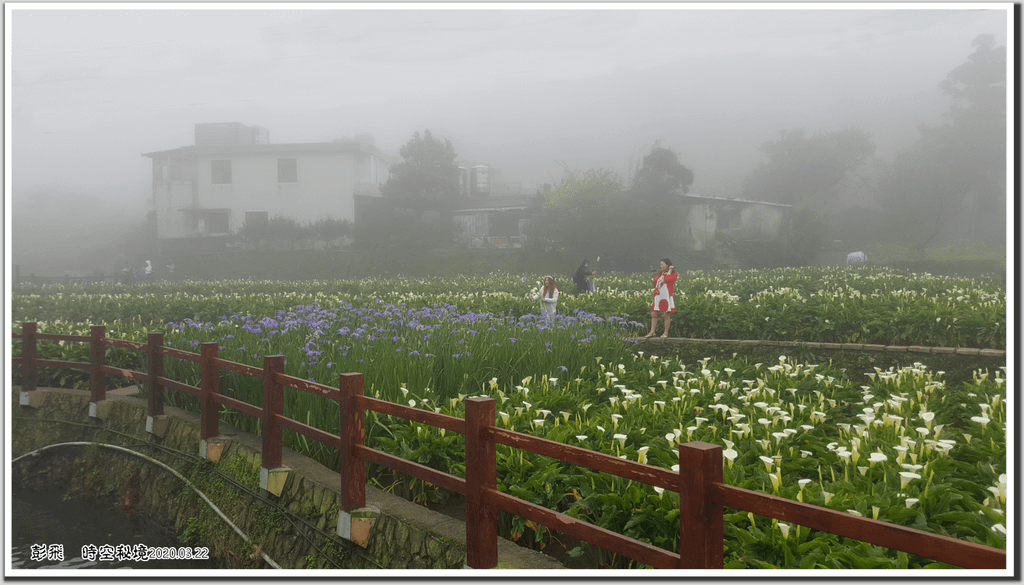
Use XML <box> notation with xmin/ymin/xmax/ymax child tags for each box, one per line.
<box><xmin>6</xmin><ymin>3</ymin><xmax>1012</xmax><ymax>205</ymax></box>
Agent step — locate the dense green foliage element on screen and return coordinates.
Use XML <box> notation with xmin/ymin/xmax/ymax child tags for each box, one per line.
<box><xmin>526</xmin><ymin>146</ymin><xmax>697</xmax><ymax>271</ymax></box>
<box><xmin>875</xmin><ymin>35</ymin><xmax>1007</xmax><ymax>248</ymax></box>
<box><xmin>9</xmin><ymin>267</ymin><xmax>1006</xmax><ymax>569</ymax></box>
<box><xmin>12</xmin><ymin>266</ymin><xmax>1006</xmax><ymax>350</ymax></box>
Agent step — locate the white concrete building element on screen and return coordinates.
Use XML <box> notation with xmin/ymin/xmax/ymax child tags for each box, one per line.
<box><xmin>142</xmin><ymin>123</ymin><xmax>392</xmax><ymax>252</ymax></box>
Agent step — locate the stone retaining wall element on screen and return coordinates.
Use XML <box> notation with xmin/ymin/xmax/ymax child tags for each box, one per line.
<box><xmin>644</xmin><ymin>337</ymin><xmax>1005</xmax><ymax>358</ymax></box>
<box><xmin>11</xmin><ymin>389</ymin><xmax>472</xmax><ymax>570</ymax></box>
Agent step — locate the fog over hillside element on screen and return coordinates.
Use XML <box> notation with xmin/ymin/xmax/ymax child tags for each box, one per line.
<box><xmin>6</xmin><ymin>4</ymin><xmax>1011</xmax><ymax>275</ymax></box>
<box><xmin>11</xmin><ymin>188</ymin><xmax>149</xmax><ymax>276</ymax></box>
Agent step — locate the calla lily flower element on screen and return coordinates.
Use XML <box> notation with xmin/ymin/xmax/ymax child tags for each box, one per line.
<box><xmin>899</xmin><ymin>471</ymin><xmax>921</xmax><ymax>489</ymax></box>
<box><xmin>920</xmin><ymin>411</ymin><xmax>935</xmax><ymax>429</ymax></box>
<box><xmin>637</xmin><ymin>446</ymin><xmax>650</xmax><ymax>465</ymax></box>
<box><xmin>723</xmin><ymin>448</ymin><xmax>738</xmax><ymax>467</ymax></box>
<box><xmin>893</xmin><ymin>445</ymin><xmax>908</xmax><ymax>464</ymax></box>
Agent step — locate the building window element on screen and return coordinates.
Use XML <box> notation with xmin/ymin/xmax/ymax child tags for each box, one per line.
<box><xmin>211</xmin><ymin>160</ymin><xmax>232</xmax><ymax>184</ymax></box>
<box><xmin>278</xmin><ymin>158</ymin><xmax>297</xmax><ymax>183</ymax></box>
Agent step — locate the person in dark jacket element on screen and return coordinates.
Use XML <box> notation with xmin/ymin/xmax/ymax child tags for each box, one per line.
<box><xmin>573</xmin><ymin>260</ymin><xmax>595</xmax><ymax>294</ymax></box>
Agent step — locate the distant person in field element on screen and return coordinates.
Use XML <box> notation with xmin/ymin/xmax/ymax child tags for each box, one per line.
<box><xmin>645</xmin><ymin>258</ymin><xmax>677</xmax><ymax>338</ymax></box>
<box><xmin>165</xmin><ymin>259</ymin><xmax>175</xmax><ymax>274</ymax></box>
<box><xmin>574</xmin><ymin>259</ymin><xmax>596</xmax><ymax>294</ymax></box>
<box><xmin>530</xmin><ymin>276</ymin><xmax>559</xmax><ymax>318</ymax></box>
<box><xmin>144</xmin><ymin>260</ymin><xmax>153</xmax><ymax>277</ymax></box>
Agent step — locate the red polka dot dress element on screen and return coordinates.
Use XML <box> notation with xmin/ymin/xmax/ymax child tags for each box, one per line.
<box><xmin>651</xmin><ymin>271</ymin><xmax>678</xmax><ymax>313</ymax></box>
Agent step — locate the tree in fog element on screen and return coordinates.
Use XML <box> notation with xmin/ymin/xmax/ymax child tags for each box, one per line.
<box><xmin>380</xmin><ymin>130</ymin><xmax>461</xmax><ymax>206</ymax></box>
<box><xmin>237</xmin><ymin>215</ymin><xmax>271</xmax><ymax>249</ymax></box>
<box><xmin>626</xmin><ymin>146</ymin><xmax>692</xmax><ymax>265</ymax></box>
<box><xmin>311</xmin><ymin>217</ymin><xmax>351</xmax><ymax>249</ymax></box>
<box><xmin>269</xmin><ymin>216</ymin><xmax>305</xmax><ymax>250</ymax></box>
<box><xmin>631</xmin><ymin>145</ymin><xmax>694</xmax><ymax>199</ymax></box>
<box><xmin>528</xmin><ymin>152</ymin><xmax>693</xmax><ymax>271</ymax></box>
<box><xmin>876</xmin><ymin>34</ymin><xmax>1007</xmax><ymax>248</ymax></box>
<box><xmin>365</xmin><ymin>130</ymin><xmax>462</xmax><ymax>249</ymax></box>
<box><xmin>527</xmin><ymin>168</ymin><xmax>623</xmax><ymax>268</ymax></box>
<box><xmin>742</xmin><ymin>128</ymin><xmax>875</xmax><ymax>207</ymax></box>
<box><xmin>237</xmin><ymin>215</ymin><xmax>306</xmax><ymax>250</ymax></box>
<box><xmin>741</xmin><ymin>128</ymin><xmax>875</xmax><ymax>264</ymax></box>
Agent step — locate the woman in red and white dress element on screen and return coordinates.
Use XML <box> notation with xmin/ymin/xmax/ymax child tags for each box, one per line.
<box><xmin>645</xmin><ymin>258</ymin><xmax>677</xmax><ymax>338</ymax></box>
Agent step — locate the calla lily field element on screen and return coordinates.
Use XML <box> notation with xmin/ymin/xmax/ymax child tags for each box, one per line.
<box><xmin>10</xmin><ymin>266</ymin><xmax>1007</xmax><ymax>569</ymax></box>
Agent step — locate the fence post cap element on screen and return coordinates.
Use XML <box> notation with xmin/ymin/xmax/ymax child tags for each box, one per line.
<box><xmin>680</xmin><ymin>441</ymin><xmax>722</xmax><ymax>452</ymax></box>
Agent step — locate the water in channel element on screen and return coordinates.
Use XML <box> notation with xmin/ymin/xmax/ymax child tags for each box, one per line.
<box><xmin>11</xmin><ymin>485</ymin><xmax>221</xmax><ymax>570</ymax></box>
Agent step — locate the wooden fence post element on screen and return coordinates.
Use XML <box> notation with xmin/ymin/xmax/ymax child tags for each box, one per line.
<box><xmin>90</xmin><ymin>325</ymin><xmax>107</xmax><ymax>404</ymax></box>
<box><xmin>147</xmin><ymin>332</ymin><xmax>165</xmax><ymax>417</ymax></box>
<box><xmin>678</xmin><ymin>441</ymin><xmax>724</xmax><ymax>569</ymax></box>
<box><xmin>199</xmin><ymin>342</ymin><xmax>220</xmax><ymax>447</ymax></box>
<box><xmin>20</xmin><ymin>322</ymin><xmax>37</xmax><ymax>393</ymax></box>
<box><xmin>464</xmin><ymin>396</ymin><xmax>498</xmax><ymax>569</ymax></box>
<box><xmin>261</xmin><ymin>355</ymin><xmax>285</xmax><ymax>470</ymax></box>
<box><xmin>338</xmin><ymin>372</ymin><xmax>366</xmax><ymax>512</ymax></box>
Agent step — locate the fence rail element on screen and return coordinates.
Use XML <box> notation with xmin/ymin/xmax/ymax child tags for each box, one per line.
<box><xmin>10</xmin><ymin>321</ymin><xmax>1007</xmax><ymax>570</ymax></box>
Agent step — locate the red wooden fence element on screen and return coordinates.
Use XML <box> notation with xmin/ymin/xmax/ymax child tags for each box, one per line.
<box><xmin>11</xmin><ymin>322</ymin><xmax>1007</xmax><ymax>570</ymax></box>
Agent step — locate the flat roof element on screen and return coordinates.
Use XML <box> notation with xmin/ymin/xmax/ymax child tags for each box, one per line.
<box><xmin>450</xmin><ymin>192</ymin><xmax>790</xmax><ymax>212</ymax></box>
<box><xmin>142</xmin><ymin>141</ymin><xmax>395</xmax><ymax>163</ymax></box>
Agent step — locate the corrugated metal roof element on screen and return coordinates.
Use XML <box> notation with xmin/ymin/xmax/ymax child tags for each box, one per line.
<box><xmin>680</xmin><ymin>193</ymin><xmax>792</xmax><ymax>208</ymax></box>
<box><xmin>452</xmin><ymin>195</ymin><xmax>535</xmax><ymax>213</ymax></box>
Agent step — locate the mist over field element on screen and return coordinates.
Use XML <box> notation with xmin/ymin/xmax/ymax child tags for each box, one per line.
<box><xmin>6</xmin><ymin>4</ymin><xmax>1011</xmax><ymax>277</ymax></box>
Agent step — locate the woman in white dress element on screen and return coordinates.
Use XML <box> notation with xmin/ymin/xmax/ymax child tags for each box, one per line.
<box><xmin>530</xmin><ymin>276</ymin><xmax>559</xmax><ymax>318</ymax></box>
